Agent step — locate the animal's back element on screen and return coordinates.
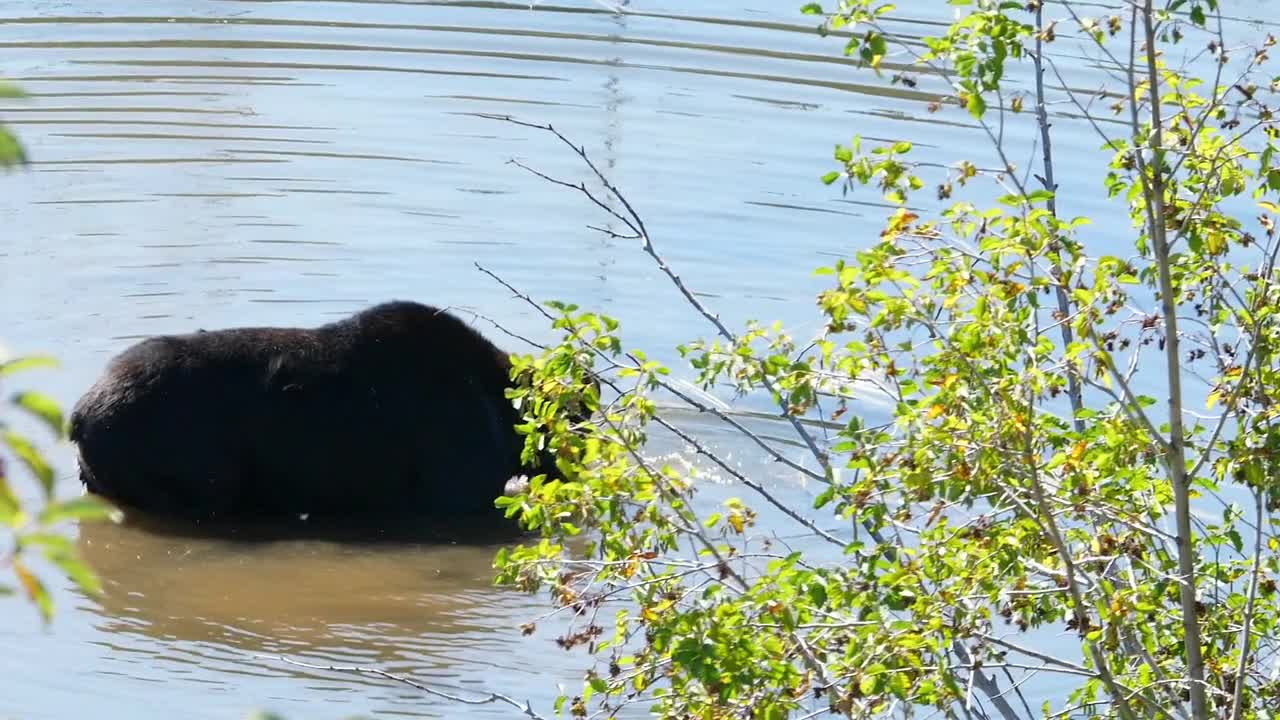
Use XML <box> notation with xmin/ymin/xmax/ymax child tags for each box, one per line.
<box><xmin>70</xmin><ymin>326</ymin><xmax>319</xmax><ymax>517</ymax></box>
<box><xmin>242</xmin><ymin>303</ymin><xmax>525</xmax><ymax>516</ymax></box>
<box><xmin>69</xmin><ymin>302</ymin><xmax>534</xmax><ymax>522</ymax></box>
<box><xmin>70</xmin><ymin>327</ymin><xmax>315</xmax><ymax>442</ymax></box>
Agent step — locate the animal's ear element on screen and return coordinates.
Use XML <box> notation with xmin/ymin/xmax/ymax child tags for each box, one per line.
<box><xmin>264</xmin><ymin>354</ymin><xmax>297</xmax><ymax>392</ymax></box>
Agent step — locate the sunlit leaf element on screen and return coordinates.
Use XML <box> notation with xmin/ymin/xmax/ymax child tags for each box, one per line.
<box><xmin>0</xmin><ymin>477</ymin><xmax>19</xmax><ymax>526</ymax></box>
<box><xmin>2</xmin><ymin>430</ymin><xmax>55</xmax><ymax>498</ymax></box>
<box><xmin>39</xmin><ymin>496</ymin><xmax>121</xmax><ymax>526</ymax></box>
<box><xmin>0</xmin><ymin>355</ymin><xmax>59</xmax><ymax>376</ymax></box>
<box><xmin>21</xmin><ymin>531</ymin><xmax>103</xmax><ymax>596</ymax></box>
<box><xmin>12</xmin><ymin>558</ymin><xmax>52</xmax><ymax>623</ymax></box>
<box><xmin>0</xmin><ymin>127</ymin><xmax>27</xmax><ymax>169</ymax></box>
<box><xmin>47</xmin><ymin>550</ymin><xmax>102</xmax><ymax>597</ymax></box>
<box><xmin>966</xmin><ymin>92</ymin><xmax>986</xmax><ymax>119</ymax></box>
<box><xmin>12</xmin><ymin>391</ymin><xmax>65</xmax><ymax>439</ymax></box>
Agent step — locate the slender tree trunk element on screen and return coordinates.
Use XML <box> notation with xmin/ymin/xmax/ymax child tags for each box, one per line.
<box><xmin>1031</xmin><ymin>2</ymin><xmax>1085</xmax><ymax>436</ymax></box>
<box><xmin>1138</xmin><ymin>2</ymin><xmax>1208</xmax><ymax>717</ymax></box>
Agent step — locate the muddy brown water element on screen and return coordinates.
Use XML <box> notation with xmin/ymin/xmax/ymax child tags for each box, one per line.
<box><xmin>2</xmin><ymin>1</ymin><xmax>1274</xmax><ymax>718</ymax></box>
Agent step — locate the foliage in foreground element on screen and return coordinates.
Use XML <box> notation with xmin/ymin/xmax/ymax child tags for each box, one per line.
<box><xmin>1</xmin><ymin>81</ymin><xmax>117</xmax><ymax>624</ymax></box>
<box><xmin>0</xmin><ymin>81</ymin><xmax>28</xmax><ymax>169</ymax></box>
<box><xmin>494</xmin><ymin>2</ymin><xmax>1280</xmax><ymax>719</ymax></box>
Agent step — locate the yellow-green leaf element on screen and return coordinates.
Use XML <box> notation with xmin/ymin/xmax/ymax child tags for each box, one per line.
<box><xmin>0</xmin><ymin>355</ymin><xmax>58</xmax><ymax>376</ymax></box>
<box><xmin>12</xmin><ymin>558</ymin><xmax>52</xmax><ymax>623</ymax></box>
<box><xmin>0</xmin><ymin>477</ymin><xmax>20</xmax><ymax>526</ymax></box>
<box><xmin>48</xmin><ymin>550</ymin><xmax>102</xmax><ymax>597</ymax></box>
<box><xmin>2</xmin><ymin>430</ymin><xmax>54</xmax><ymax>498</ymax></box>
<box><xmin>21</xmin><ymin>531</ymin><xmax>103</xmax><ymax>596</ymax></box>
<box><xmin>12</xmin><ymin>391</ymin><xmax>65</xmax><ymax>439</ymax></box>
<box><xmin>0</xmin><ymin>127</ymin><xmax>27</xmax><ymax>168</ymax></box>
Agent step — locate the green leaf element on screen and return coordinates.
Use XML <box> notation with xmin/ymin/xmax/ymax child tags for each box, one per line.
<box><xmin>3</xmin><ymin>430</ymin><xmax>55</xmax><ymax>498</ymax></box>
<box><xmin>821</xmin><ymin>170</ymin><xmax>841</xmax><ymax>185</ymax></box>
<box><xmin>867</xmin><ymin>32</ymin><xmax>888</xmax><ymax>65</ymax></box>
<box><xmin>966</xmin><ymin>92</ymin><xmax>987</xmax><ymax>119</ymax></box>
<box><xmin>12</xmin><ymin>558</ymin><xmax>52</xmax><ymax>624</ymax></box>
<box><xmin>0</xmin><ymin>355</ymin><xmax>59</xmax><ymax>376</ymax></box>
<box><xmin>0</xmin><ymin>478</ymin><xmax>20</xmax><ymax>526</ymax></box>
<box><xmin>0</xmin><ymin>82</ymin><xmax>26</xmax><ymax>99</ymax></box>
<box><xmin>20</xmin><ymin>530</ymin><xmax>74</xmax><ymax>554</ymax></box>
<box><xmin>0</xmin><ymin>127</ymin><xmax>27</xmax><ymax>169</ymax></box>
<box><xmin>48</xmin><ymin>549</ymin><xmax>103</xmax><ymax>597</ymax></box>
<box><xmin>860</xmin><ymin>670</ymin><xmax>880</xmax><ymax>695</ymax></box>
<box><xmin>38</xmin><ymin>496</ymin><xmax>121</xmax><ymax>526</ymax></box>
<box><xmin>12</xmin><ymin>392</ymin><xmax>65</xmax><ymax>439</ymax></box>
<box><xmin>800</xmin><ymin>2</ymin><xmax>824</xmax><ymax>13</ymax></box>
<box><xmin>808</xmin><ymin>581</ymin><xmax>828</xmax><ymax>608</ymax></box>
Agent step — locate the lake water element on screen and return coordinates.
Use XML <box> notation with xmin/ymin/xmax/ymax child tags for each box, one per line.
<box><xmin>1</xmin><ymin>1</ymin><xmax>1271</xmax><ymax>718</ymax></box>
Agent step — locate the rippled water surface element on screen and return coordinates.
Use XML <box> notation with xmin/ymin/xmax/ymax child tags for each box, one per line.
<box><xmin>2</xmin><ymin>1</ymin><xmax>1273</xmax><ymax>718</ymax></box>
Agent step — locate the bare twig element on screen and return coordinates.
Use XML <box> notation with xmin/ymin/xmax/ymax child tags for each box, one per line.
<box><xmin>653</xmin><ymin>376</ymin><xmax>826</xmax><ymax>482</ymax></box>
<box><xmin>445</xmin><ymin>306</ymin><xmax>546</xmax><ymax>351</ymax></box>
<box><xmin>263</xmin><ymin>655</ymin><xmax>549</xmax><ymax>719</ymax></box>
<box><xmin>481</xmin><ymin>113</ymin><xmax>844</xmax><ymax>487</ymax></box>
<box><xmin>974</xmin><ymin>633</ymin><xmax>1094</xmax><ymax>676</ymax></box>
<box><xmin>1228</xmin><ymin>491</ymin><xmax>1266</xmax><ymax>720</ymax></box>
<box><xmin>650</xmin><ymin>410</ymin><xmax>846</xmax><ymax>546</ymax></box>
<box><xmin>953</xmin><ymin>641</ymin><xmax>1027</xmax><ymax>720</ymax></box>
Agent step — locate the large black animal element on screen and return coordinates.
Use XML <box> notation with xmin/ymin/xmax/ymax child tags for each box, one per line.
<box><xmin>69</xmin><ymin>301</ymin><xmax>573</xmax><ymax>524</ymax></box>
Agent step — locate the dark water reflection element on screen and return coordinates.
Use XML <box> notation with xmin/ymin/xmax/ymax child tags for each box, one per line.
<box><xmin>73</xmin><ymin>519</ymin><xmax>563</xmax><ymax>717</ymax></box>
<box><xmin>3</xmin><ymin>0</ymin><xmax>1273</xmax><ymax>717</ymax></box>
<box><xmin>55</xmin><ymin>426</ymin><xmax>744</xmax><ymax>719</ymax></box>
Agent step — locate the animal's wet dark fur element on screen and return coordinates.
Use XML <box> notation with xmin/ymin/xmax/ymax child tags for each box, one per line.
<box><xmin>69</xmin><ymin>301</ymin><xmax>563</xmax><ymax>525</ymax></box>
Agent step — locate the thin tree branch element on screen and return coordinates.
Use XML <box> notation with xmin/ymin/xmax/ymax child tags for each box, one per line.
<box><xmin>1228</xmin><ymin>491</ymin><xmax>1266</xmax><ymax>720</ymax></box>
<box><xmin>1032</xmin><ymin>0</ymin><xmax>1085</xmax><ymax>434</ymax></box>
<box><xmin>263</xmin><ymin>655</ymin><xmax>549</xmax><ymax>719</ymax></box>
<box><xmin>1133</xmin><ymin>3</ymin><xmax>1208</xmax><ymax>715</ymax></box>
<box><xmin>974</xmin><ymin>633</ymin><xmax>1095</xmax><ymax>676</ymax></box>
<box><xmin>953</xmin><ymin>640</ymin><xmax>1028</xmax><ymax>720</ymax></box>
<box><xmin>482</xmin><ymin>114</ymin><xmax>843</xmax><ymax>486</ymax></box>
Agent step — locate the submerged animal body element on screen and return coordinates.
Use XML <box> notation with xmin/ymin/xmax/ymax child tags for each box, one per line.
<box><xmin>69</xmin><ymin>301</ymin><xmax>553</xmax><ymax>523</ymax></box>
